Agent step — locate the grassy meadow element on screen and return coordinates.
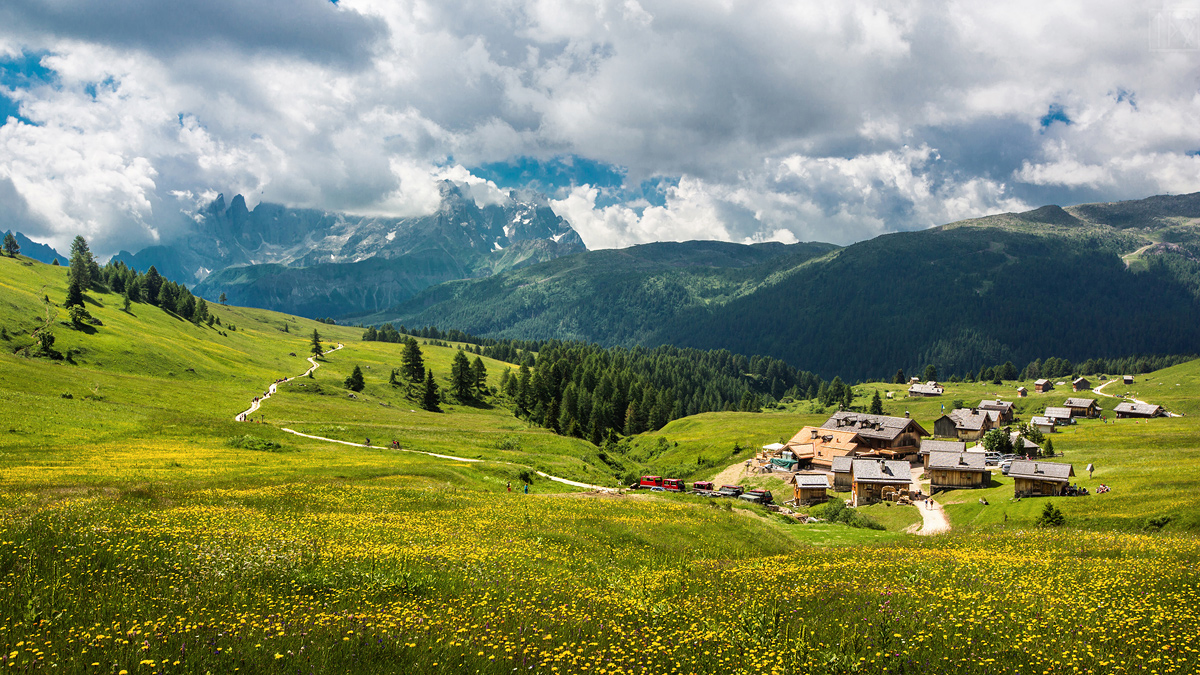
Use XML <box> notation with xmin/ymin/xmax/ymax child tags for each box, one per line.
<box><xmin>2</xmin><ymin>253</ymin><xmax>1200</xmax><ymax>673</ymax></box>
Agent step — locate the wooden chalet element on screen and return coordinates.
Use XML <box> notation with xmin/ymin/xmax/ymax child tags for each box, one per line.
<box><xmin>785</xmin><ymin>426</ymin><xmax>871</xmax><ymax>470</ymax></box>
<box><xmin>927</xmin><ymin>451</ymin><xmax>989</xmax><ymax>492</ymax></box>
<box><xmin>1010</xmin><ymin>432</ymin><xmax>1041</xmax><ymax>455</ymax></box>
<box><xmin>978</xmin><ymin>399</ymin><xmax>1015</xmax><ymax>424</ymax></box>
<box><xmin>1008</xmin><ymin>460</ymin><xmax>1075</xmax><ymax>497</ymax></box>
<box><xmin>1016</xmin><ymin>386</ymin><xmax>1028</xmax><ymax>398</ymax></box>
<box><xmin>1043</xmin><ymin>407</ymin><xmax>1073</xmax><ymax>425</ymax></box>
<box><xmin>908</xmin><ymin>381</ymin><xmax>944</xmax><ymax>397</ymax></box>
<box><xmin>919</xmin><ymin>439</ymin><xmax>966</xmax><ymax>468</ymax></box>
<box><xmin>1114</xmin><ymin>402</ymin><xmax>1166</xmax><ymax>418</ymax></box>
<box><xmin>789</xmin><ymin>473</ymin><xmax>831</xmax><ymax>505</ymax></box>
<box><xmin>850</xmin><ymin>459</ymin><xmax>913</xmax><ymax>506</ymax></box>
<box><xmin>1062</xmin><ymin>397</ymin><xmax>1100</xmax><ymax>419</ymax></box>
<box><xmin>1122</xmin><ymin>375</ymin><xmax>1134</xmax><ymax>385</ymax></box>
<box><xmin>830</xmin><ymin>455</ymin><xmax>854</xmax><ymax>492</ymax></box>
<box><xmin>934</xmin><ymin>408</ymin><xmax>995</xmax><ymax>441</ymax></box>
<box><xmin>1034</xmin><ymin>379</ymin><xmax>1053</xmax><ymax>393</ymax></box>
<box><xmin>1031</xmin><ymin>416</ymin><xmax>1056</xmax><ymax>434</ymax></box>
<box><xmin>1072</xmin><ymin>377</ymin><xmax>1091</xmax><ymax>392</ymax></box>
<box><xmin>824</xmin><ymin>412</ymin><xmax>929</xmax><ymax>459</ymax></box>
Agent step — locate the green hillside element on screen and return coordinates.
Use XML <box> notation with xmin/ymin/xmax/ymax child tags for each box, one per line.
<box><xmin>374</xmin><ymin>193</ymin><xmax>1200</xmax><ymax>379</ymax></box>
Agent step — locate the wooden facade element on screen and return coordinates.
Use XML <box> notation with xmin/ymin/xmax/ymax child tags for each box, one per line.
<box><xmin>790</xmin><ymin>473</ymin><xmax>831</xmax><ymax>505</ymax></box>
<box><xmin>935</xmin><ymin>408</ymin><xmax>995</xmax><ymax>441</ymax></box>
<box><xmin>1062</xmin><ymin>398</ymin><xmax>1100</xmax><ymax>418</ymax></box>
<box><xmin>1008</xmin><ymin>460</ymin><xmax>1074</xmax><ymax>498</ymax></box>
<box><xmin>926</xmin><ymin>451</ymin><xmax>989</xmax><ymax>492</ymax></box>
<box><xmin>1114</xmin><ymin>402</ymin><xmax>1165</xmax><ymax>418</ymax></box>
<box><xmin>1072</xmin><ymin>377</ymin><xmax>1091</xmax><ymax>392</ymax></box>
<box><xmin>824</xmin><ymin>412</ymin><xmax>930</xmax><ymax>460</ymax></box>
<box><xmin>831</xmin><ymin>455</ymin><xmax>853</xmax><ymax>492</ymax></box>
<box><xmin>850</xmin><ymin>459</ymin><xmax>913</xmax><ymax>506</ymax></box>
<box><xmin>978</xmin><ymin>399</ymin><xmax>1015</xmax><ymax>424</ymax></box>
<box><xmin>1034</xmin><ymin>379</ymin><xmax>1053</xmax><ymax>393</ymax></box>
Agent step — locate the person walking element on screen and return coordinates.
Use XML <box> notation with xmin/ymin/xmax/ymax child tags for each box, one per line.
<box><xmin>523</xmin><ymin>483</ymin><xmax>529</xmax><ymax>494</ymax></box>
<box><xmin>507</xmin><ymin>481</ymin><xmax>512</xmax><ymax>492</ymax></box>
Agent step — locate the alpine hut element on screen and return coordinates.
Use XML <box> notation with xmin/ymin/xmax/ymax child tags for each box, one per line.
<box><xmin>1008</xmin><ymin>460</ymin><xmax>1075</xmax><ymax>497</ymax></box>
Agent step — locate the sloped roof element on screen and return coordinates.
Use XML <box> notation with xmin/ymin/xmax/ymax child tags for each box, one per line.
<box><xmin>791</xmin><ymin>473</ymin><xmax>831</xmax><ymax>488</ymax></box>
<box><xmin>1010</xmin><ymin>432</ymin><xmax>1040</xmax><ymax>451</ymax></box>
<box><xmin>1031</xmin><ymin>416</ymin><xmax>1053</xmax><ymax>426</ymax></box>
<box><xmin>1043</xmin><ymin>407</ymin><xmax>1073</xmax><ymax>420</ymax></box>
<box><xmin>825</xmin><ymin>412</ymin><xmax>929</xmax><ymax>441</ymax></box>
<box><xmin>851</xmin><ymin>459</ymin><xmax>912</xmax><ymax>483</ymax></box>
<box><xmin>1063</xmin><ymin>398</ymin><xmax>1097</xmax><ymax>409</ymax></box>
<box><xmin>908</xmin><ymin>383</ymin><xmax>943</xmax><ymax>395</ymax></box>
<box><xmin>1007</xmin><ymin>460</ymin><xmax>1074</xmax><ymax>483</ymax></box>
<box><xmin>927</xmin><ymin>451</ymin><xmax>987</xmax><ymax>471</ymax></box>
<box><xmin>1035</xmin><ymin>379</ymin><xmax>1051</xmax><ymax>386</ymax></box>
<box><xmin>786</xmin><ymin>426</ymin><xmax>863</xmax><ymax>456</ymax></box>
<box><xmin>1114</xmin><ymin>402</ymin><xmax>1164</xmax><ymax>415</ymax></box>
<box><xmin>978</xmin><ymin>399</ymin><xmax>1014</xmax><ymax>412</ymax></box>
<box><xmin>920</xmin><ymin>439</ymin><xmax>966</xmax><ymax>456</ymax></box>
<box><xmin>1073</xmin><ymin>377</ymin><xmax>1089</xmax><ymax>383</ymax></box>
<box><xmin>948</xmin><ymin>408</ymin><xmax>992</xmax><ymax>431</ymax></box>
<box><xmin>831</xmin><ymin>455</ymin><xmax>854</xmax><ymax>473</ymax></box>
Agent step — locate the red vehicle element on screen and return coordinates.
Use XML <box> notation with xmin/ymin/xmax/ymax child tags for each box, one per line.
<box><xmin>636</xmin><ymin>475</ymin><xmax>664</xmax><ymax>489</ymax></box>
<box><xmin>692</xmin><ymin>481</ymin><xmax>714</xmax><ymax>492</ymax></box>
<box><xmin>663</xmin><ymin>478</ymin><xmax>686</xmax><ymax>492</ymax></box>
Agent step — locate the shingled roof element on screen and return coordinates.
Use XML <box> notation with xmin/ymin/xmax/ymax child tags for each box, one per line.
<box><xmin>1007</xmin><ymin>460</ymin><xmax>1074</xmax><ymax>483</ymax></box>
<box><xmin>851</xmin><ymin>459</ymin><xmax>913</xmax><ymax>484</ymax></box>
<box><xmin>927</xmin><ymin>451</ymin><xmax>987</xmax><ymax>471</ymax></box>
<box><xmin>1063</xmin><ymin>398</ymin><xmax>1097</xmax><ymax>409</ymax></box>
<box><xmin>1031</xmin><ymin>416</ymin><xmax>1053</xmax><ymax>426</ymax></box>
<box><xmin>831</xmin><ymin>455</ymin><xmax>854</xmax><ymax>474</ymax></box>
<box><xmin>824</xmin><ymin>412</ymin><xmax>929</xmax><ymax>441</ymax></box>
<box><xmin>1043</xmin><ymin>407</ymin><xmax>1073</xmax><ymax>420</ymax></box>
<box><xmin>1114</xmin><ymin>402</ymin><xmax>1165</xmax><ymax>416</ymax></box>
<box><xmin>978</xmin><ymin>399</ymin><xmax>1014</xmax><ymax>413</ymax></box>
<box><xmin>919</xmin><ymin>439</ymin><xmax>966</xmax><ymax>456</ymax></box>
<box><xmin>908</xmin><ymin>382</ymin><xmax>944</xmax><ymax>396</ymax></box>
<box><xmin>948</xmin><ymin>408</ymin><xmax>992</xmax><ymax>432</ymax></box>
<box><xmin>790</xmin><ymin>473</ymin><xmax>831</xmax><ymax>488</ymax></box>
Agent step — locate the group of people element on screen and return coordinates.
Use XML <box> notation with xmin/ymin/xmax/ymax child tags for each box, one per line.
<box><xmin>506</xmin><ymin>481</ymin><xmax>530</xmax><ymax>494</ymax></box>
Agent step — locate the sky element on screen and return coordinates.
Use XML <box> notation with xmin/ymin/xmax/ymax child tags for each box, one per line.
<box><xmin>1</xmin><ymin>0</ymin><xmax>1199</xmax><ymax>256</ymax></box>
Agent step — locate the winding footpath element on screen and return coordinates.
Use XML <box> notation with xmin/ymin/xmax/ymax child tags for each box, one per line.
<box><xmin>1093</xmin><ymin>378</ymin><xmax>1180</xmax><ymax>416</ymax></box>
<box><xmin>910</xmin><ymin>467</ymin><xmax>951</xmax><ymax>535</ymax></box>
<box><xmin>235</xmin><ymin>344</ymin><xmax>345</xmax><ymax>421</ymax></box>
<box><xmin>237</xmin><ymin>343</ymin><xmax>617</xmax><ymax>493</ymax></box>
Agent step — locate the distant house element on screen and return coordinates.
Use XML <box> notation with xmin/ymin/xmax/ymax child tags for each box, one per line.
<box><xmin>934</xmin><ymin>408</ymin><xmax>995</xmax><ymax>441</ymax></box>
<box><xmin>908</xmin><ymin>381</ymin><xmax>944</xmax><ymax>397</ymax></box>
<box><xmin>789</xmin><ymin>473</ymin><xmax>831</xmax><ymax>505</ymax></box>
<box><xmin>1043</xmin><ymin>407</ymin><xmax>1074</xmax><ymax>425</ymax></box>
<box><xmin>927</xmin><ymin>451</ymin><xmax>990</xmax><ymax>492</ymax></box>
<box><xmin>919</xmin><ymin>439</ymin><xmax>966</xmax><ymax>468</ymax></box>
<box><xmin>978</xmin><ymin>399</ymin><xmax>1016</xmax><ymax>424</ymax></box>
<box><xmin>1008</xmin><ymin>460</ymin><xmax>1075</xmax><ymax>497</ymax></box>
<box><xmin>1123</xmin><ymin>375</ymin><xmax>1134</xmax><ymax>385</ymax></box>
<box><xmin>1062</xmin><ymin>398</ymin><xmax>1100</xmax><ymax>419</ymax></box>
<box><xmin>1031</xmin><ymin>416</ymin><xmax>1056</xmax><ymax>434</ymax></box>
<box><xmin>785</xmin><ymin>426</ymin><xmax>871</xmax><ymax>470</ymax></box>
<box><xmin>830</xmin><ymin>455</ymin><xmax>854</xmax><ymax>492</ymax></box>
<box><xmin>1114</xmin><ymin>402</ymin><xmax>1166</xmax><ymax>418</ymax></box>
<box><xmin>823</xmin><ymin>412</ymin><xmax>929</xmax><ymax>459</ymax></box>
<box><xmin>1016</xmin><ymin>386</ymin><xmax>1028</xmax><ymax>398</ymax></box>
<box><xmin>1010</xmin><ymin>432</ymin><xmax>1041</xmax><ymax>454</ymax></box>
<box><xmin>1072</xmin><ymin>377</ymin><xmax>1091</xmax><ymax>392</ymax></box>
<box><xmin>1034</xmin><ymin>379</ymin><xmax>1053</xmax><ymax>393</ymax></box>
<box><xmin>850</xmin><ymin>459</ymin><xmax>913</xmax><ymax>506</ymax></box>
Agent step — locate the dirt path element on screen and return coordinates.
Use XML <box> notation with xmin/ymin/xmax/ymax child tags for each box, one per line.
<box><xmin>908</xmin><ymin>466</ymin><xmax>951</xmax><ymax>535</ymax></box>
<box><xmin>1093</xmin><ymin>378</ymin><xmax>1180</xmax><ymax>416</ymax></box>
<box><xmin>235</xmin><ymin>344</ymin><xmax>344</xmax><ymax>421</ymax></box>
<box><xmin>1122</xmin><ymin>243</ymin><xmax>1155</xmax><ymax>268</ymax></box>
<box><xmin>709</xmin><ymin>459</ymin><xmax>751</xmax><ymax>487</ymax></box>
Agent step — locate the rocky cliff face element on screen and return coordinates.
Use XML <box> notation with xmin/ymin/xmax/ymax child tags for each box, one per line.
<box><xmin>113</xmin><ymin>181</ymin><xmax>585</xmax><ymax>318</ymax></box>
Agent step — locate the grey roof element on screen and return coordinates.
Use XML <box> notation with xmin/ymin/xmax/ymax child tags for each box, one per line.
<box><xmin>1007</xmin><ymin>460</ymin><xmax>1074</xmax><ymax>483</ymax></box>
<box><xmin>927</xmin><ymin>451</ymin><xmax>987</xmax><ymax>471</ymax></box>
<box><xmin>1073</xmin><ymin>377</ymin><xmax>1089</xmax><ymax>384</ymax></box>
<box><xmin>823</xmin><ymin>412</ymin><xmax>929</xmax><ymax>441</ymax></box>
<box><xmin>920</xmin><ymin>439</ymin><xmax>966</xmax><ymax>456</ymax></box>
<box><xmin>851</xmin><ymin>459</ymin><xmax>913</xmax><ymax>484</ymax></box>
<box><xmin>1010</xmin><ymin>432</ymin><xmax>1040</xmax><ymax>450</ymax></box>
<box><xmin>831</xmin><ymin>455</ymin><xmax>854</xmax><ymax>473</ymax></box>
<box><xmin>908</xmin><ymin>383</ymin><xmax>943</xmax><ymax>395</ymax></box>
<box><xmin>1031</xmin><ymin>416</ymin><xmax>1053</xmax><ymax>426</ymax></box>
<box><xmin>948</xmin><ymin>408</ymin><xmax>992</xmax><ymax>431</ymax></box>
<box><xmin>1035</xmin><ymin>379</ymin><xmax>1050</xmax><ymax>385</ymax></box>
<box><xmin>792</xmin><ymin>473</ymin><xmax>831</xmax><ymax>488</ymax></box>
<box><xmin>1063</xmin><ymin>398</ymin><xmax>1097</xmax><ymax>409</ymax></box>
<box><xmin>1043</xmin><ymin>407</ymin><xmax>1073</xmax><ymax>420</ymax></box>
<box><xmin>1114</xmin><ymin>402</ymin><xmax>1164</xmax><ymax>415</ymax></box>
<box><xmin>978</xmin><ymin>399</ymin><xmax>1014</xmax><ymax>412</ymax></box>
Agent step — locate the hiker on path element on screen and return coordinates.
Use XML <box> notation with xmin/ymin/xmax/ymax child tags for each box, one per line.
<box><xmin>523</xmin><ymin>483</ymin><xmax>529</xmax><ymax>494</ymax></box>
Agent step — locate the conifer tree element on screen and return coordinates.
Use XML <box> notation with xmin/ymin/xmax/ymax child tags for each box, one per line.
<box><xmin>344</xmin><ymin>365</ymin><xmax>365</xmax><ymax>392</ymax></box>
<box><xmin>310</xmin><ymin>329</ymin><xmax>323</xmax><ymax>357</ymax></box>
<box><xmin>450</xmin><ymin>350</ymin><xmax>474</xmax><ymax>400</ymax></box>
<box><xmin>471</xmin><ymin>356</ymin><xmax>488</xmax><ymax>397</ymax></box>
<box><xmin>2</xmin><ymin>232</ymin><xmax>18</xmax><ymax>257</ymax></box>
<box><xmin>893</xmin><ymin>369</ymin><xmax>905</xmax><ymax>384</ymax></box>
<box><xmin>143</xmin><ymin>266</ymin><xmax>163</xmax><ymax>305</ymax></box>
<box><xmin>422</xmin><ymin>370</ymin><xmax>440</xmax><ymax>411</ymax></box>
<box><xmin>401</xmin><ymin>337</ymin><xmax>425</xmax><ymax>383</ymax></box>
<box><xmin>870</xmin><ymin>389</ymin><xmax>884</xmax><ymax>415</ymax></box>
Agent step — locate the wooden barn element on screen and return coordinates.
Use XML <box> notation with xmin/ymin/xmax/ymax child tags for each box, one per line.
<box><xmin>978</xmin><ymin>399</ymin><xmax>1015</xmax><ymax>424</ymax></box>
<box><xmin>1043</xmin><ymin>407</ymin><xmax>1073</xmax><ymax>425</ymax></box>
<box><xmin>926</xmin><ymin>451</ymin><xmax>990</xmax><ymax>492</ymax></box>
<box><xmin>1062</xmin><ymin>398</ymin><xmax>1100</xmax><ymax>418</ymax></box>
<box><xmin>790</xmin><ymin>473</ymin><xmax>831</xmax><ymax>505</ymax></box>
<box><xmin>1034</xmin><ymin>379</ymin><xmax>1054</xmax><ymax>393</ymax></box>
<box><xmin>1123</xmin><ymin>375</ymin><xmax>1134</xmax><ymax>385</ymax></box>
<box><xmin>919</xmin><ymin>439</ymin><xmax>966</xmax><ymax>468</ymax></box>
<box><xmin>850</xmin><ymin>459</ymin><xmax>913</xmax><ymax>506</ymax></box>
<box><xmin>1072</xmin><ymin>377</ymin><xmax>1091</xmax><ymax>392</ymax></box>
<box><xmin>908</xmin><ymin>381</ymin><xmax>944</xmax><ymax>397</ymax></box>
<box><xmin>823</xmin><ymin>412</ymin><xmax>930</xmax><ymax>459</ymax></box>
<box><xmin>1031</xmin><ymin>416</ymin><xmax>1056</xmax><ymax>434</ymax></box>
<box><xmin>1114</xmin><ymin>402</ymin><xmax>1166</xmax><ymax>418</ymax></box>
<box><xmin>1016</xmin><ymin>386</ymin><xmax>1028</xmax><ymax>398</ymax></box>
<box><xmin>934</xmin><ymin>408</ymin><xmax>995</xmax><ymax>441</ymax></box>
<box><xmin>830</xmin><ymin>455</ymin><xmax>854</xmax><ymax>492</ymax></box>
<box><xmin>1008</xmin><ymin>460</ymin><xmax>1075</xmax><ymax>497</ymax></box>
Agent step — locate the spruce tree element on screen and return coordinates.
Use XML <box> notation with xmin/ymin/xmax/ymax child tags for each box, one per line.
<box><xmin>870</xmin><ymin>389</ymin><xmax>884</xmax><ymax>414</ymax></box>
<box><xmin>401</xmin><ymin>337</ymin><xmax>425</xmax><ymax>383</ymax></box>
<box><xmin>344</xmin><ymin>365</ymin><xmax>365</xmax><ymax>392</ymax></box>
<box><xmin>450</xmin><ymin>350</ymin><xmax>474</xmax><ymax>400</ymax></box>
<box><xmin>310</xmin><ymin>329</ymin><xmax>323</xmax><ymax>357</ymax></box>
<box><xmin>422</xmin><ymin>370</ymin><xmax>440</xmax><ymax>411</ymax></box>
<box><xmin>2</xmin><ymin>232</ymin><xmax>18</xmax><ymax>257</ymax></box>
<box><xmin>893</xmin><ymin>369</ymin><xmax>905</xmax><ymax>384</ymax></box>
<box><xmin>923</xmin><ymin>364</ymin><xmax>938</xmax><ymax>381</ymax></box>
<box><xmin>143</xmin><ymin>267</ymin><xmax>163</xmax><ymax>305</ymax></box>
<box><xmin>471</xmin><ymin>356</ymin><xmax>488</xmax><ymax>397</ymax></box>
<box><xmin>219</xmin><ymin>292</ymin><xmax>227</xmax><ymax>305</ymax></box>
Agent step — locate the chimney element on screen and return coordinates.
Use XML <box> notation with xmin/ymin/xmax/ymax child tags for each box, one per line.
<box><xmin>811</xmin><ymin>430</ymin><xmax>819</xmax><ymax>439</ymax></box>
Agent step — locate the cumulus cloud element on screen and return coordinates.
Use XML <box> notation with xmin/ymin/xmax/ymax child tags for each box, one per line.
<box><xmin>0</xmin><ymin>0</ymin><xmax>1198</xmax><ymax>256</ymax></box>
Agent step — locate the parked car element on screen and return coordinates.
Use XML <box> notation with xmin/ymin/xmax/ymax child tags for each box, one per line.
<box><xmin>984</xmin><ymin>452</ymin><xmax>1002</xmax><ymax>464</ymax></box>
<box><xmin>739</xmin><ymin>489</ymin><xmax>774</xmax><ymax>505</ymax></box>
<box><xmin>1000</xmin><ymin>460</ymin><xmax>1013</xmax><ymax>475</ymax></box>
<box><xmin>714</xmin><ymin>485</ymin><xmax>745</xmax><ymax>498</ymax></box>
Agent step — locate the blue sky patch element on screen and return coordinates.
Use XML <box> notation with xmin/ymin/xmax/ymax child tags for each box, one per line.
<box><xmin>1039</xmin><ymin>103</ymin><xmax>1072</xmax><ymax>128</ymax></box>
<box><xmin>0</xmin><ymin>51</ymin><xmax>56</xmax><ymax>126</ymax></box>
<box><xmin>472</xmin><ymin>155</ymin><xmax>627</xmax><ymax>195</ymax></box>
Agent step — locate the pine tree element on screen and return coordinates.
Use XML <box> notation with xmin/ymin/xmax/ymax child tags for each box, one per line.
<box><xmin>450</xmin><ymin>350</ymin><xmax>474</xmax><ymax>400</ymax></box>
<box><xmin>219</xmin><ymin>292</ymin><xmax>227</xmax><ymax>305</ymax></box>
<box><xmin>422</xmin><ymin>370</ymin><xmax>440</xmax><ymax>411</ymax></box>
<box><xmin>893</xmin><ymin>369</ymin><xmax>906</xmax><ymax>384</ymax></box>
<box><xmin>2</xmin><ymin>232</ymin><xmax>18</xmax><ymax>257</ymax></box>
<box><xmin>69</xmin><ymin>236</ymin><xmax>94</xmax><ymax>288</ymax></box>
<box><xmin>310</xmin><ymin>329</ymin><xmax>323</xmax><ymax>357</ymax></box>
<box><xmin>401</xmin><ymin>338</ymin><xmax>425</xmax><ymax>383</ymax></box>
<box><xmin>143</xmin><ymin>267</ymin><xmax>163</xmax><ymax>305</ymax></box>
<box><xmin>344</xmin><ymin>365</ymin><xmax>365</xmax><ymax>392</ymax></box>
<box><xmin>923</xmin><ymin>364</ymin><xmax>938</xmax><ymax>381</ymax></box>
<box><xmin>870</xmin><ymin>389</ymin><xmax>884</xmax><ymax>414</ymax></box>
<box><xmin>471</xmin><ymin>356</ymin><xmax>488</xmax><ymax>397</ymax></box>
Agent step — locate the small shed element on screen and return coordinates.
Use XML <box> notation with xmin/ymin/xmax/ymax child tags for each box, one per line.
<box><xmin>1031</xmin><ymin>416</ymin><xmax>1056</xmax><ymax>434</ymax></box>
<box><xmin>1034</xmin><ymin>379</ymin><xmax>1053</xmax><ymax>394</ymax></box>
<box><xmin>1016</xmin><ymin>386</ymin><xmax>1028</xmax><ymax>397</ymax></box>
<box><xmin>1008</xmin><ymin>460</ymin><xmax>1075</xmax><ymax>497</ymax></box>
<box><xmin>1043</xmin><ymin>407</ymin><xmax>1073</xmax><ymax>425</ymax></box>
<box><xmin>1122</xmin><ymin>375</ymin><xmax>1134</xmax><ymax>385</ymax></box>
<box><xmin>850</xmin><ymin>459</ymin><xmax>913</xmax><ymax>506</ymax></box>
<box><xmin>1114</xmin><ymin>402</ymin><xmax>1166</xmax><ymax>418</ymax></box>
<box><xmin>1072</xmin><ymin>377</ymin><xmax>1091</xmax><ymax>392</ymax></box>
<box><xmin>927</xmin><ymin>451</ymin><xmax>989</xmax><ymax>492</ymax></box>
<box><xmin>830</xmin><ymin>455</ymin><xmax>854</xmax><ymax>492</ymax></box>
<box><xmin>1062</xmin><ymin>398</ymin><xmax>1100</xmax><ymax>419</ymax></box>
<box><xmin>790</xmin><ymin>472</ymin><xmax>831</xmax><ymax>505</ymax></box>
<box><xmin>919</xmin><ymin>439</ymin><xmax>966</xmax><ymax>468</ymax></box>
